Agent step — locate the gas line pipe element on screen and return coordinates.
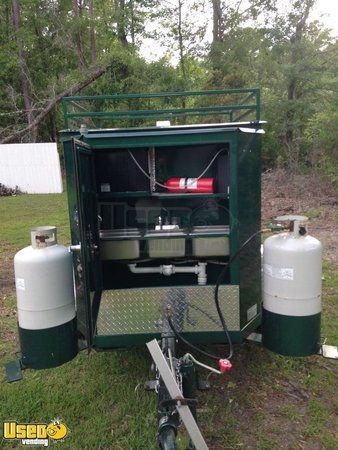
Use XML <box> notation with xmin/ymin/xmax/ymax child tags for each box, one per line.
<box><xmin>128</xmin><ymin>262</ymin><xmax>207</xmax><ymax>285</ymax></box>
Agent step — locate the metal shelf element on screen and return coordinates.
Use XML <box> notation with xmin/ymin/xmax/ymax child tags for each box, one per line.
<box><xmin>152</xmin><ymin>192</ymin><xmax>229</xmax><ymax>199</ymax></box>
<box><xmin>99</xmin><ymin>227</ymin><xmax>230</xmax><ymax>241</ymax></box>
<box><xmin>99</xmin><ymin>191</ymin><xmax>149</xmax><ymax>199</ymax></box>
<box><xmin>98</xmin><ymin>192</ymin><xmax>229</xmax><ymax>200</ymax></box>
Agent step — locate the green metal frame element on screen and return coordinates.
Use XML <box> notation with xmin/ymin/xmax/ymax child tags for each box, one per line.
<box><xmin>62</xmin><ymin>88</ymin><xmax>261</xmax><ymax>129</ymax></box>
<box><xmin>61</xmin><ymin>89</ymin><xmax>263</xmax><ymax>350</ymax></box>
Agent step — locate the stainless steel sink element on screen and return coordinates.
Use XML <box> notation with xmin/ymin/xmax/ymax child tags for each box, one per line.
<box><xmin>190</xmin><ymin>225</ymin><xmax>230</xmax><ymax>236</ymax></box>
<box><xmin>144</xmin><ymin>229</ymin><xmax>186</xmax><ymax>238</ymax></box>
<box><xmin>100</xmin><ymin>228</ymin><xmax>141</xmax><ymax>240</ymax></box>
<box><xmin>190</xmin><ymin>226</ymin><xmax>230</xmax><ymax>257</ymax></box>
<box><xmin>99</xmin><ymin>229</ymin><xmax>141</xmax><ymax>260</ymax></box>
<box><xmin>145</xmin><ymin>228</ymin><xmax>186</xmax><ymax>258</ymax></box>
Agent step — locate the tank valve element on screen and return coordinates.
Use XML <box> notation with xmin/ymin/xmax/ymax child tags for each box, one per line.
<box><xmin>299</xmin><ymin>226</ymin><xmax>307</xmax><ymax>236</ymax></box>
<box><xmin>69</xmin><ymin>244</ymin><xmax>81</xmax><ymax>252</ymax></box>
<box><xmin>218</xmin><ymin>359</ymin><xmax>232</xmax><ymax>373</ymax></box>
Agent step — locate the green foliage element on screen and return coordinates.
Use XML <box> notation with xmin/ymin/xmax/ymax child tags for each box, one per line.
<box><xmin>0</xmin><ymin>0</ymin><xmax>337</xmax><ymax>179</ymax></box>
<box><xmin>305</xmin><ymin>108</ymin><xmax>338</xmax><ymax>183</ymax></box>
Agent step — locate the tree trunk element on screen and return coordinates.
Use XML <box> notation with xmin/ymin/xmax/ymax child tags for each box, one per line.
<box><xmin>212</xmin><ymin>0</ymin><xmax>222</xmax><ymax>44</ymax></box>
<box><xmin>12</xmin><ymin>0</ymin><xmax>37</xmax><ymax>142</ymax></box>
<box><xmin>178</xmin><ymin>0</ymin><xmax>187</xmax><ymax>111</ymax></box>
<box><xmin>89</xmin><ymin>0</ymin><xmax>96</xmax><ymax>64</ymax></box>
<box><xmin>210</xmin><ymin>0</ymin><xmax>224</xmax><ymax>87</ymax></box>
<box><xmin>285</xmin><ymin>0</ymin><xmax>314</xmax><ymax>150</ymax></box>
<box><xmin>130</xmin><ymin>0</ymin><xmax>135</xmax><ymax>45</ymax></box>
<box><xmin>114</xmin><ymin>0</ymin><xmax>128</xmax><ymax>47</ymax></box>
<box><xmin>0</xmin><ymin>66</ymin><xmax>107</xmax><ymax>144</ymax></box>
<box><xmin>73</xmin><ymin>0</ymin><xmax>86</xmax><ymax>68</ymax></box>
<box><xmin>178</xmin><ymin>0</ymin><xmax>187</xmax><ymax>82</ymax></box>
<box><xmin>5</xmin><ymin>2</ymin><xmax>10</xmax><ymax>37</ymax></box>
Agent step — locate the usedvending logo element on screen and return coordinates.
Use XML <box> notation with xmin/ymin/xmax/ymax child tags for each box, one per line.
<box><xmin>3</xmin><ymin>418</ymin><xmax>70</xmax><ymax>446</ymax></box>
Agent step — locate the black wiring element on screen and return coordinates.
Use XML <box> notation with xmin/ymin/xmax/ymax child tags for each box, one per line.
<box><xmin>167</xmin><ymin>229</ymin><xmax>263</xmax><ymax>361</ymax></box>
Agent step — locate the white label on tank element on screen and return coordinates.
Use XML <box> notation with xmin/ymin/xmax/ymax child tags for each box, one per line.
<box><xmin>186</xmin><ymin>178</ymin><xmax>198</xmax><ymax>189</ymax></box>
<box><xmin>100</xmin><ymin>183</ymin><xmax>111</xmax><ymax>192</ymax></box>
<box><xmin>247</xmin><ymin>304</ymin><xmax>257</xmax><ymax>321</ymax></box>
<box><xmin>264</xmin><ymin>264</ymin><xmax>294</xmax><ymax>280</ymax></box>
<box><xmin>179</xmin><ymin>178</ymin><xmax>186</xmax><ymax>188</ymax></box>
<box><xmin>15</xmin><ymin>278</ymin><xmax>25</xmax><ymax>291</ymax></box>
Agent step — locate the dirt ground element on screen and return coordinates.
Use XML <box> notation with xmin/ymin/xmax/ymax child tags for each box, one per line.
<box><xmin>203</xmin><ymin>168</ymin><xmax>338</xmax><ymax>450</ymax></box>
<box><xmin>261</xmin><ymin>169</ymin><xmax>337</xmax><ymax>262</ymax></box>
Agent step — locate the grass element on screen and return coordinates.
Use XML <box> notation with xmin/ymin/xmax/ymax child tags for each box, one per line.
<box><xmin>0</xmin><ymin>193</ymin><xmax>70</xmax><ymax>254</ymax></box>
<box><xmin>0</xmin><ymin>192</ymin><xmax>337</xmax><ymax>449</ymax></box>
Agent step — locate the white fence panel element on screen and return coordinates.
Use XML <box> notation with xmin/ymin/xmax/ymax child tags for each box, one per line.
<box><xmin>0</xmin><ymin>143</ymin><xmax>63</xmax><ymax>193</ymax></box>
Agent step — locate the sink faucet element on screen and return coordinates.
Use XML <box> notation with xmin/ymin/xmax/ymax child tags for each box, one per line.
<box><xmin>156</xmin><ymin>215</ymin><xmax>163</xmax><ymax>230</ymax></box>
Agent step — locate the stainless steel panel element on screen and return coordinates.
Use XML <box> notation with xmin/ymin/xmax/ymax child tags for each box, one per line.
<box><xmin>190</xmin><ymin>225</ymin><xmax>230</xmax><ymax>235</ymax></box>
<box><xmin>100</xmin><ymin>229</ymin><xmax>141</xmax><ymax>239</ymax></box>
<box><xmin>96</xmin><ymin>285</ymin><xmax>240</xmax><ymax>335</ymax></box>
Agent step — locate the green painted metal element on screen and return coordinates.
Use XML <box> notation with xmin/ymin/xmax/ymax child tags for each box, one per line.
<box><xmin>61</xmin><ymin>89</ymin><xmax>264</xmax><ymax>350</ymax></box>
<box><xmin>62</xmin><ymin>89</ymin><xmax>260</xmax><ymax>129</ymax></box>
<box><xmin>65</xmin><ymin>88</ymin><xmax>260</xmax><ymax>101</ymax></box>
<box><xmin>65</xmin><ymin>104</ymin><xmax>256</xmax><ymax>119</ymax></box>
<box><xmin>59</xmin><ymin>121</ymin><xmax>264</xmax><ymax>142</ymax></box>
<box><xmin>5</xmin><ymin>360</ymin><xmax>23</xmax><ymax>382</ymax></box>
<box><xmin>83</xmin><ymin>127</ymin><xmax>238</xmax><ymax>149</ymax></box>
<box><xmin>18</xmin><ymin>318</ymin><xmax>78</xmax><ymax>369</ymax></box>
<box><xmin>229</xmin><ymin>140</ymin><xmax>239</xmax><ymax>285</ymax></box>
<box><xmin>94</xmin><ymin>331</ymin><xmax>243</xmax><ymax>349</ymax></box>
<box><xmin>62</xmin><ymin>99</ymin><xmax>68</xmax><ymax>129</ymax></box>
<box><xmin>99</xmin><ymin>191</ymin><xmax>229</xmax><ymax>199</ymax></box>
<box><xmin>262</xmin><ymin>309</ymin><xmax>321</xmax><ymax>357</ymax></box>
<box><xmin>237</xmin><ymin>132</ymin><xmax>262</xmax><ymax>328</ymax></box>
<box><xmin>72</xmin><ymin>139</ymin><xmax>102</xmax><ymax>347</ymax></box>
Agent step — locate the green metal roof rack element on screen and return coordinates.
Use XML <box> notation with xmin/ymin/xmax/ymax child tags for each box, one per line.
<box><xmin>61</xmin><ymin>88</ymin><xmax>261</xmax><ymax>129</ymax></box>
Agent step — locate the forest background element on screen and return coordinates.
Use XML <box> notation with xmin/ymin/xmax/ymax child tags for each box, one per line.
<box><xmin>0</xmin><ymin>0</ymin><xmax>337</xmax><ymax>180</ymax></box>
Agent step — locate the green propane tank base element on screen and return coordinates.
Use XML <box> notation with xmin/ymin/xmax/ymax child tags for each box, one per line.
<box><xmin>262</xmin><ymin>309</ymin><xmax>321</xmax><ymax>357</ymax></box>
<box><xmin>18</xmin><ymin>317</ymin><xmax>78</xmax><ymax>369</ymax></box>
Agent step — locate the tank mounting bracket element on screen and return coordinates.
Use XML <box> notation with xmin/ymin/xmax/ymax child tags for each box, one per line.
<box><xmin>319</xmin><ymin>344</ymin><xmax>338</xmax><ymax>359</ymax></box>
<box><xmin>5</xmin><ymin>359</ymin><xmax>23</xmax><ymax>383</ymax></box>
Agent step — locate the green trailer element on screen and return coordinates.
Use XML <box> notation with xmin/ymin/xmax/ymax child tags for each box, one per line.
<box><xmin>7</xmin><ymin>89</ymin><xmax>334</xmax><ymax>449</ymax></box>
<box><xmin>60</xmin><ymin>89</ymin><xmax>263</xmax><ymax>353</ymax></box>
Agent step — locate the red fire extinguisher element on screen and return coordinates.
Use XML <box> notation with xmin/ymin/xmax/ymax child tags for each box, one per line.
<box><xmin>164</xmin><ymin>178</ymin><xmax>214</xmax><ymax>193</ymax></box>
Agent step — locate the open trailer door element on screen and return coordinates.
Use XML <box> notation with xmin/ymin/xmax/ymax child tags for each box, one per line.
<box><xmin>72</xmin><ymin>138</ymin><xmax>102</xmax><ymax>349</ymax></box>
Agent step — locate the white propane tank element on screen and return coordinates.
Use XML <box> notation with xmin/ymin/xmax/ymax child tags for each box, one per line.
<box><xmin>262</xmin><ymin>215</ymin><xmax>322</xmax><ymax>356</ymax></box>
<box><xmin>14</xmin><ymin>226</ymin><xmax>77</xmax><ymax>369</ymax></box>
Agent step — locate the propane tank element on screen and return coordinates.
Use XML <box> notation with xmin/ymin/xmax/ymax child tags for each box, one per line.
<box><xmin>262</xmin><ymin>216</ymin><xmax>322</xmax><ymax>356</ymax></box>
<box><xmin>14</xmin><ymin>226</ymin><xmax>77</xmax><ymax>369</ymax></box>
<box><xmin>164</xmin><ymin>178</ymin><xmax>214</xmax><ymax>193</ymax></box>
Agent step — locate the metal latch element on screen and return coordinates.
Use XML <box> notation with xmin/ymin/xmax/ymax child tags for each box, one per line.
<box><xmin>69</xmin><ymin>244</ymin><xmax>81</xmax><ymax>252</ymax></box>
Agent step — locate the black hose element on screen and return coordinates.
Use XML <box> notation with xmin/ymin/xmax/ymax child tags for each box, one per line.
<box><xmin>167</xmin><ymin>229</ymin><xmax>263</xmax><ymax>361</ymax></box>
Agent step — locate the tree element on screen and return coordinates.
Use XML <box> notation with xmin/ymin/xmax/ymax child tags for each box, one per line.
<box><xmin>89</xmin><ymin>0</ymin><xmax>96</xmax><ymax>64</ymax></box>
<box><xmin>0</xmin><ymin>66</ymin><xmax>108</xmax><ymax>144</ymax></box>
<box><xmin>114</xmin><ymin>0</ymin><xmax>128</xmax><ymax>47</ymax></box>
<box><xmin>209</xmin><ymin>0</ymin><xmax>274</xmax><ymax>87</ymax></box>
<box><xmin>12</xmin><ymin>0</ymin><xmax>36</xmax><ymax>141</ymax></box>
<box><xmin>73</xmin><ymin>0</ymin><xmax>87</xmax><ymax>68</ymax></box>
<box><xmin>260</xmin><ymin>0</ymin><xmax>335</xmax><ymax>168</ymax></box>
